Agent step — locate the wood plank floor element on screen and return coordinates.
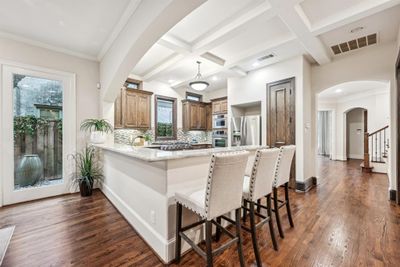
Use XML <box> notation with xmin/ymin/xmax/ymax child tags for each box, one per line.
<box><xmin>1</xmin><ymin>157</ymin><xmax>400</xmax><ymax>266</ymax></box>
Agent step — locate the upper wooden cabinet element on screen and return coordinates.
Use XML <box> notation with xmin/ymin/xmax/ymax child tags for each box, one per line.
<box><xmin>114</xmin><ymin>88</ymin><xmax>153</xmax><ymax>129</ymax></box>
<box><xmin>212</xmin><ymin>97</ymin><xmax>228</xmax><ymax>114</ymax></box>
<box><xmin>182</xmin><ymin>100</ymin><xmax>210</xmax><ymax>131</ymax></box>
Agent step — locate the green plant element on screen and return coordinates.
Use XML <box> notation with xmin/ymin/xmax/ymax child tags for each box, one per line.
<box><xmin>71</xmin><ymin>146</ymin><xmax>103</xmax><ymax>189</ymax></box>
<box><xmin>144</xmin><ymin>133</ymin><xmax>152</xmax><ymax>142</ymax></box>
<box><xmin>14</xmin><ymin>115</ymin><xmax>49</xmax><ymax>137</ymax></box>
<box><xmin>80</xmin><ymin>119</ymin><xmax>113</xmax><ymax>133</ymax></box>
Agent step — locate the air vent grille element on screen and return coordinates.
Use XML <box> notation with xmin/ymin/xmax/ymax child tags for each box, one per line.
<box><xmin>331</xmin><ymin>33</ymin><xmax>378</xmax><ymax>55</ymax></box>
<box><xmin>258</xmin><ymin>53</ymin><xmax>275</xmax><ymax>61</ymax></box>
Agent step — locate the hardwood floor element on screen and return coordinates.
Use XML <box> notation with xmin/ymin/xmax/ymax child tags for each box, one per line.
<box><xmin>1</xmin><ymin>157</ymin><xmax>400</xmax><ymax>266</ymax></box>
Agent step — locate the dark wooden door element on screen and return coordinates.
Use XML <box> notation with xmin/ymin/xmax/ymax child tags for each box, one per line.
<box><xmin>267</xmin><ymin>77</ymin><xmax>296</xmax><ymax>187</ymax></box>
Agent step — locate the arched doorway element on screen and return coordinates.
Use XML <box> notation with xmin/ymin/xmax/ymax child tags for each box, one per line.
<box><xmin>344</xmin><ymin>107</ymin><xmax>367</xmax><ymax>160</ymax></box>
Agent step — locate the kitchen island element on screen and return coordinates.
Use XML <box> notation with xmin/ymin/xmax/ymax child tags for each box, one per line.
<box><xmin>96</xmin><ymin>143</ymin><xmax>265</xmax><ymax>263</ymax></box>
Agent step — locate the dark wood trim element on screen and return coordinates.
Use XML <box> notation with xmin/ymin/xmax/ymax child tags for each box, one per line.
<box><xmin>390</xmin><ymin>189</ymin><xmax>397</xmax><ymax>202</ymax></box>
<box><xmin>210</xmin><ymin>96</ymin><xmax>227</xmax><ymax>102</ymax></box>
<box><xmin>296</xmin><ymin>177</ymin><xmax>317</xmax><ymax>192</ymax></box>
<box><xmin>396</xmin><ymin>47</ymin><xmax>400</xmax><ymax>204</ymax></box>
<box><xmin>154</xmin><ymin>95</ymin><xmax>177</xmax><ymax>141</ymax></box>
<box><xmin>185</xmin><ymin>91</ymin><xmax>203</xmax><ymax>102</ymax></box>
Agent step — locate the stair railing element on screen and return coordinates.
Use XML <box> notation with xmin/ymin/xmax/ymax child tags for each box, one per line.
<box><xmin>364</xmin><ymin>125</ymin><xmax>389</xmax><ymax>170</ymax></box>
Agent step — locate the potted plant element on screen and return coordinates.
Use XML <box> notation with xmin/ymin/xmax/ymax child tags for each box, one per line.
<box><xmin>80</xmin><ymin>119</ymin><xmax>113</xmax><ymax>144</ymax></box>
<box><xmin>144</xmin><ymin>133</ymin><xmax>152</xmax><ymax>146</ymax></box>
<box><xmin>71</xmin><ymin>146</ymin><xmax>103</xmax><ymax>197</ymax></box>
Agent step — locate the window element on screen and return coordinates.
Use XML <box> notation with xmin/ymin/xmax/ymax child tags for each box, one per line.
<box><xmin>186</xmin><ymin>92</ymin><xmax>202</xmax><ymax>102</ymax></box>
<box><xmin>124</xmin><ymin>78</ymin><xmax>142</xmax><ymax>90</ymax></box>
<box><xmin>155</xmin><ymin>95</ymin><xmax>177</xmax><ymax>140</ymax></box>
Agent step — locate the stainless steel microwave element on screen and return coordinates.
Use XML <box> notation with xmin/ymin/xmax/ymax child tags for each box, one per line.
<box><xmin>212</xmin><ymin>114</ymin><xmax>227</xmax><ymax>129</ymax></box>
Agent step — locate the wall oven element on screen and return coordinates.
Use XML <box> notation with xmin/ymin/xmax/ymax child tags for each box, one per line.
<box><xmin>212</xmin><ymin>129</ymin><xmax>228</xmax><ymax>147</ymax></box>
<box><xmin>213</xmin><ymin>114</ymin><xmax>227</xmax><ymax>129</ymax></box>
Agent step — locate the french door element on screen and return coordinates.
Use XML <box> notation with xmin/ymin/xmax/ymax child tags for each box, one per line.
<box><xmin>1</xmin><ymin>64</ymin><xmax>76</xmax><ymax>205</ymax></box>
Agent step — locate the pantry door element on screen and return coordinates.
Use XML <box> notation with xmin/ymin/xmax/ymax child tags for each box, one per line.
<box><xmin>1</xmin><ymin>64</ymin><xmax>76</xmax><ymax>205</ymax></box>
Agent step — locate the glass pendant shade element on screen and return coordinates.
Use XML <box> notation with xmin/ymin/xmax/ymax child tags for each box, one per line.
<box><xmin>189</xmin><ymin>61</ymin><xmax>209</xmax><ymax>91</ymax></box>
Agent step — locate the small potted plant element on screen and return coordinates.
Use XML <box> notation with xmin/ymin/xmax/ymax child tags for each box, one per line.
<box><xmin>144</xmin><ymin>133</ymin><xmax>152</xmax><ymax>146</ymax></box>
<box><xmin>80</xmin><ymin>119</ymin><xmax>113</xmax><ymax>144</ymax></box>
<box><xmin>71</xmin><ymin>146</ymin><xmax>103</xmax><ymax>197</ymax></box>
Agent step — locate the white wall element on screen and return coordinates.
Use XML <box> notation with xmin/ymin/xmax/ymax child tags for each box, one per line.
<box><xmin>346</xmin><ymin>108</ymin><xmax>364</xmax><ymax>159</ymax></box>
<box><xmin>0</xmin><ymin>37</ymin><xmax>100</xmax><ymax>205</ymax></box>
<box><xmin>228</xmin><ymin>55</ymin><xmax>315</xmax><ymax>183</ymax></box>
<box><xmin>312</xmin><ymin>42</ymin><xmax>397</xmax><ymax>191</ymax></box>
<box><xmin>319</xmin><ymin>88</ymin><xmax>390</xmax><ymax>161</ymax></box>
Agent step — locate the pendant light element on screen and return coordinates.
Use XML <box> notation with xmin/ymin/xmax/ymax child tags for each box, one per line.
<box><xmin>189</xmin><ymin>61</ymin><xmax>209</xmax><ymax>91</ymax></box>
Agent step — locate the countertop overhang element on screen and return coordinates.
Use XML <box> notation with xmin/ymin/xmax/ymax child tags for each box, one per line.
<box><xmin>95</xmin><ymin>143</ymin><xmax>267</xmax><ymax>162</ymax></box>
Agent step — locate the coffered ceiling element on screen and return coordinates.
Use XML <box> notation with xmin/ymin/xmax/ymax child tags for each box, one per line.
<box><xmin>132</xmin><ymin>0</ymin><xmax>400</xmax><ymax>91</ymax></box>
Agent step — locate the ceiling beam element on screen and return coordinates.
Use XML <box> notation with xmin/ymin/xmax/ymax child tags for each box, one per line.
<box><xmin>157</xmin><ymin>34</ymin><xmax>192</xmax><ymax>54</ymax></box>
<box><xmin>268</xmin><ymin>0</ymin><xmax>331</xmax><ymax>65</ymax></box>
<box><xmin>309</xmin><ymin>0</ymin><xmax>400</xmax><ymax>35</ymax></box>
<box><xmin>143</xmin><ymin>2</ymin><xmax>275</xmax><ymax>81</ymax></box>
<box><xmin>171</xmin><ymin>36</ymin><xmax>296</xmax><ymax>88</ymax></box>
<box><xmin>100</xmin><ymin>0</ymin><xmax>206</xmax><ymax>102</ymax></box>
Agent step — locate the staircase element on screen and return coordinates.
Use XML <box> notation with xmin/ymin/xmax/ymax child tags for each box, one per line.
<box><xmin>361</xmin><ymin>125</ymin><xmax>389</xmax><ymax>173</ymax></box>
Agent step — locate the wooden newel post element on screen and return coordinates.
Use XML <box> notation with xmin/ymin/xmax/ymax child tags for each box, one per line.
<box><xmin>363</xmin><ymin>132</ymin><xmax>371</xmax><ymax>172</ymax></box>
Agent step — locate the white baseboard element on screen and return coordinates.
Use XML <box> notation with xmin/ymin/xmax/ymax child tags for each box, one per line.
<box><xmin>100</xmin><ymin>183</ymin><xmax>170</xmax><ymax>262</ymax></box>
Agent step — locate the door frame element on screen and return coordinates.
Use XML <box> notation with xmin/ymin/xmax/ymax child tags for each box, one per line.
<box><xmin>396</xmin><ymin>48</ymin><xmax>400</xmax><ymax>204</ymax></box>
<box><xmin>0</xmin><ymin>60</ymin><xmax>76</xmax><ymax>206</ymax></box>
<box><xmin>266</xmin><ymin>77</ymin><xmax>296</xmax><ymax>187</ymax></box>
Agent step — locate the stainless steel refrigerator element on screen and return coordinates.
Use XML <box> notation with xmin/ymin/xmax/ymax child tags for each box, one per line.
<box><xmin>231</xmin><ymin>115</ymin><xmax>261</xmax><ymax>146</ymax></box>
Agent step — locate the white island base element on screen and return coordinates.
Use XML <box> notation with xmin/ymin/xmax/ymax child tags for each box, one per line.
<box><xmin>97</xmin><ymin>144</ymin><xmax>261</xmax><ymax>263</ymax></box>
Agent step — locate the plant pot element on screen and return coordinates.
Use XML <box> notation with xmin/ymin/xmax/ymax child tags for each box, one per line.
<box><xmin>90</xmin><ymin>131</ymin><xmax>107</xmax><ymax>144</ymax></box>
<box><xmin>79</xmin><ymin>181</ymin><xmax>93</xmax><ymax>197</ymax></box>
<box><xmin>16</xmin><ymin>154</ymin><xmax>43</xmax><ymax>187</ymax></box>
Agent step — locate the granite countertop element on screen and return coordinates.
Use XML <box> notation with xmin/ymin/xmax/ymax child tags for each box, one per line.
<box><xmin>94</xmin><ymin>143</ymin><xmax>266</xmax><ymax>162</ymax></box>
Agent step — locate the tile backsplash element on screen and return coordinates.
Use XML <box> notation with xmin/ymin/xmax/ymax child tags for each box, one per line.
<box><xmin>114</xmin><ymin>128</ymin><xmax>212</xmax><ymax>145</ymax></box>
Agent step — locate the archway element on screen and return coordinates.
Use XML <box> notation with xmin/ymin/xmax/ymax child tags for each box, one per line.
<box><xmin>344</xmin><ymin>107</ymin><xmax>367</xmax><ymax>160</ymax></box>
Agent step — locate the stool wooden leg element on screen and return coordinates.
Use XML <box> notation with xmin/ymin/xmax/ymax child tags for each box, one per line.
<box><xmin>273</xmin><ymin>187</ymin><xmax>285</xmax><ymax>238</ymax></box>
<box><xmin>242</xmin><ymin>199</ymin><xmax>248</xmax><ymax>223</ymax></box>
<box><xmin>267</xmin><ymin>194</ymin><xmax>278</xmax><ymax>251</ymax></box>
<box><xmin>285</xmin><ymin>183</ymin><xmax>294</xmax><ymax>227</ymax></box>
<box><xmin>215</xmin><ymin>217</ymin><xmax>222</xmax><ymax>242</ymax></box>
<box><xmin>257</xmin><ymin>199</ymin><xmax>261</xmax><ymax>213</ymax></box>
<box><xmin>250</xmin><ymin>202</ymin><xmax>262</xmax><ymax>267</ymax></box>
<box><xmin>235</xmin><ymin>208</ymin><xmax>245</xmax><ymax>267</ymax></box>
<box><xmin>175</xmin><ymin>203</ymin><xmax>182</xmax><ymax>263</ymax></box>
<box><xmin>205</xmin><ymin>220</ymin><xmax>213</xmax><ymax>267</ymax></box>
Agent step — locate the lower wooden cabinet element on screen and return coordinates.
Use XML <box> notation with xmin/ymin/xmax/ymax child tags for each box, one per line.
<box><xmin>182</xmin><ymin>100</ymin><xmax>211</xmax><ymax>131</ymax></box>
<box><xmin>114</xmin><ymin>88</ymin><xmax>153</xmax><ymax>129</ymax></box>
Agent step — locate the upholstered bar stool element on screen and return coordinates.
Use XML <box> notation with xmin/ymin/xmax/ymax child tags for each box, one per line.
<box><xmin>272</xmin><ymin>145</ymin><xmax>296</xmax><ymax>239</ymax></box>
<box><xmin>240</xmin><ymin>148</ymin><xmax>280</xmax><ymax>267</ymax></box>
<box><xmin>175</xmin><ymin>151</ymin><xmax>249</xmax><ymax>267</ymax></box>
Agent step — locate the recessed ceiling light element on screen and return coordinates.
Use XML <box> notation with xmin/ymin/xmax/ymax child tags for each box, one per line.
<box><xmin>212</xmin><ymin>76</ymin><xmax>218</xmax><ymax>81</ymax></box>
<box><xmin>335</xmin><ymin>89</ymin><xmax>342</xmax><ymax>93</ymax></box>
<box><xmin>252</xmin><ymin>61</ymin><xmax>260</xmax><ymax>67</ymax></box>
<box><xmin>350</xmin><ymin>26</ymin><xmax>364</xmax><ymax>34</ymax></box>
<box><xmin>168</xmin><ymin>79</ymin><xmax>175</xmax><ymax>83</ymax></box>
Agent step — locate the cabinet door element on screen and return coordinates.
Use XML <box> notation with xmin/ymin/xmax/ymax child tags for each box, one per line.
<box><xmin>137</xmin><ymin>94</ymin><xmax>150</xmax><ymax>128</ymax></box>
<box><xmin>190</xmin><ymin>103</ymin><xmax>199</xmax><ymax>129</ymax></box>
<box><xmin>206</xmin><ymin>104</ymin><xmax>212</xmax><ymax>130</ymax></box>
<box><xmin>124</xmin><ymin>90</ymin><xmax>138</xmax><ymax>128</ymax></box>
<box><xmin>114</xmin><ymin>89</ymin><xmax>123</xmax><ymax>128</ymax></box>
<box><xmin>198</xmin><ymin>104</ymin><xmax>207</xmax><ymax>130</ymax></box>
<box><xmin>221</xmin><ymin>99</ymin><xmax>228</xmax><ymax>113</ymax></box>
<box><xmin>212</xmin><ymin>101</ymin><xmax>221</xmax><ymax>114</ymax></box>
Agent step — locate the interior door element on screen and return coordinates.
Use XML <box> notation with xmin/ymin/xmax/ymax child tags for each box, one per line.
<box><xmin>267</xmin><ymin>77</ymin><xmax>296</xmax><ymax>186</ymax></box>
<box><xmin>1</xmin><ymin>64</ymin><xmax>75</xmax><ymax>205</ymax></box>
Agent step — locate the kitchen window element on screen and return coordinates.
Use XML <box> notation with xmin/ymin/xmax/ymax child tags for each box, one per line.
<box><xmin>155</xmin><ymin>95</ymin><xmax>177</xmax><ymax>140</ymax></box>
<box><xmin>186</xmin><ymin>92</ymin><xmax>202</xmax><ymax>102</ymax></box>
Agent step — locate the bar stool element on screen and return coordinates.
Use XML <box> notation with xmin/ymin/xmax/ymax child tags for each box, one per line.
<box><xmin>175</xmin><ymin>151</ymin><xmax>250</xmax><ymax>267</ymax></box>
<box><xmin>272</xmin><ymin>145</ymin><xmax>296</xmax><ymax>239</ymax></box>
<box><xmin>240</xmin><ymin>148</ymin><xmax>280</xmax><ymax>267</ymax></box>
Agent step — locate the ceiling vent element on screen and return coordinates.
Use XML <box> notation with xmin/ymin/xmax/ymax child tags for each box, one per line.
<box><xmin>330</xmin><ymin>33</ymin><xmax>378</xmax><ymax>55</ymax></box>
<box><xmin>258</xmin><ymin>53</ymin><xmax>275</xmax><ymax>61</ymax></box>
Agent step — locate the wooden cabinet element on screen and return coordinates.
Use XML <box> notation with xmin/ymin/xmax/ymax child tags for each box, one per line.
<box><xmin>114</xmin><ymin>88</ymin><xmax>152</xmax><ymax>129</ymax></box>
<box><xmin>182</xmin><ymin>100</ymin><xmax>210</xmax><ymax>131</ymax></box>
<box><xmin>211</xmin><ymin>97</ymin><xmax>228</xmax><ymax>114</ymax></box>
<box><xmin>206</xmin><ymin>104</ymin><xmax>212</xmax><ymax>131</ymax></box>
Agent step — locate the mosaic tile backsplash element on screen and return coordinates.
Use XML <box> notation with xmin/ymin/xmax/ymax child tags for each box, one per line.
<box><xmin>114</xmin><ymin>128</ymin><xmax>212</xmax><ymax>145</ymax></box>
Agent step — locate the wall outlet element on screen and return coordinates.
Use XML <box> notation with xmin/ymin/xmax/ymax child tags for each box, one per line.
<box><xmin>150</xmin><ymin>210</ymin><xmax>156</xmax><ymax>225</ymax></box>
